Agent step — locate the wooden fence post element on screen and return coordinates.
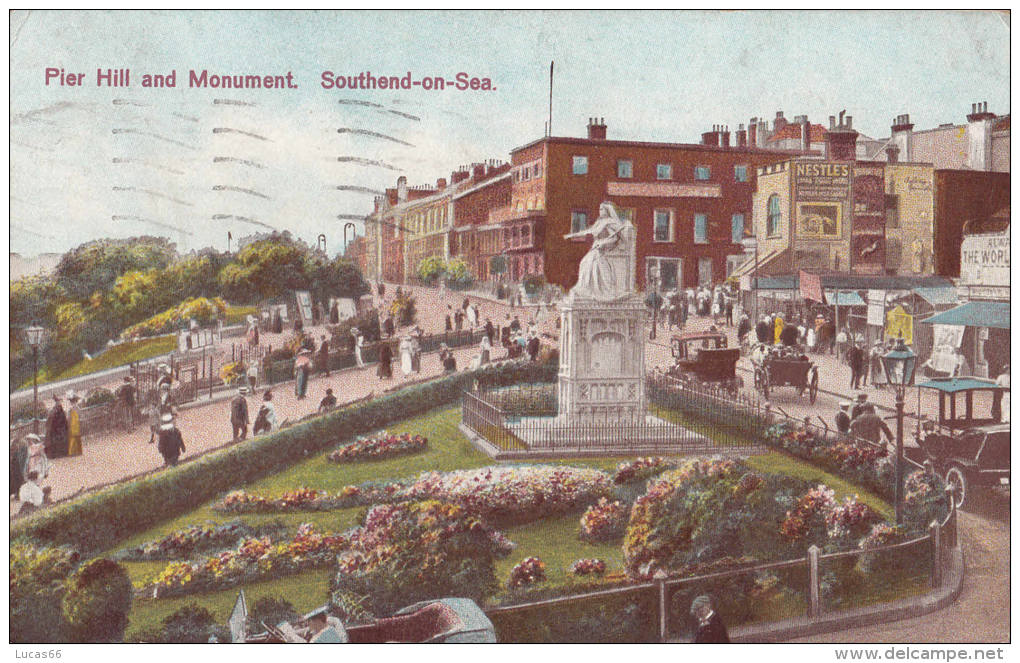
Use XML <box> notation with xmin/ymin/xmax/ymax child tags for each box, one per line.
<box><xmin>929</xmin><ymin>520</ymin><xmax>942</xmax><ymax>588</ymax></box>
<box><xmin>808</xmin><ymin>545</ymin><xmax>820</xmax><ymax>618</ymax></box>
<box><xmin>655</xmin><ymin>571</ymin><xmax>669</xmax><ymax>643</ymax></box>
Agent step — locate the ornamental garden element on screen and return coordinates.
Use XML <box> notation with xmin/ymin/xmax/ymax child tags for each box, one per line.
<box><xmin>11</xmin><ymin>365</ymin><xmax>949</xmax><ymax>644</ymax></box>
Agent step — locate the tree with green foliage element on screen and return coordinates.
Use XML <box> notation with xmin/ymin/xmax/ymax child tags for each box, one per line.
<box><xmin>54</xmin><ymin>237</ymin><xmax>177</xmax><ymax>302</ymax></box>
<box><xmin>218</xmin><ymin>235</ymin><xmax>309</xmax><ymax>302</ymax></box>
<box><xmin>155</xmin><ymin>604</ymin><xmax>230</xmax><ymax>643</ymax></box>
<box><xmin>417</xmin><ymin>255</ymin><xmax>446</xmax><ymax>285</ymax></box>
<box><xmin>444</xmin><ymin>258</ymin><xmax>474</xmax><ymax>290</ymax></box>
<box><xmin>62</xmin><ymin>558</ymin><xmax>133</xmax><ymax>643</ymax></box>
<box><xmin>247</xmin><ymin>596</ymin><xmax>300</xmax><ymax>632</ymax></box>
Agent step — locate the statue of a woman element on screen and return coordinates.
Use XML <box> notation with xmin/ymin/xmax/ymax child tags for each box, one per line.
<box><xmin>565</xmin><ymin>202</ymin><xmax>631</xmax><ymax>301</ymax></box>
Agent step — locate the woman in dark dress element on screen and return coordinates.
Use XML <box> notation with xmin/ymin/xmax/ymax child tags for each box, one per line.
<box><xmin>377</xmin><ymin>342</ymin><xmax>393</xmax><ymax>379</ymax></box>
<box><xmin>45</xmin><ymin>395</ymin><xmax>68</xmax><ymax>459</ymax></box>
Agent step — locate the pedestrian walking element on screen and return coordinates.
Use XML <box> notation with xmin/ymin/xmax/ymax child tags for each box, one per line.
<box><xmin>318</xmin><ymin>388</ymin><xmax>338</xmax><ymax>414</ymax></box>
<box><xmin>445</xmin><ymin>305</ymin><xmax>453</xmax><ymax>332</ymax></box>
<box><xmin>230</xmin><ymin>386</ymin><xmax>250</xmax><ymax>441</ymax></box>
<box><xmin>246</xmin><ymin>360</ymin><xmax>259</xmax><ymax>391</ymax></box>
<box><xmin>725</xmin><ymin>299</ymin><xmax>734</xmax><ymax>326</ymax></box>
<box><xmin>156</xmin><ymin>413</ymin><xmax>186</xmax><ymax>466</ymax></box>
<box><xmin>45</xmin><ymin>394</ymin><xmax>68</xmax><ymax>459</ymax></box>
<box><xmin>737</xmin><ymin>314</ymin><xmax>751</xmax><ymax>347</ymax></box>
<box><xmin>484</xmin><ymin>317</ymin><xmax>495</xmax><ymax>344</ymax></box>
<box><xmin>352</xmin><ymin>328</ymin><xmax>365</xmax><ymax>368</ymax></box>
<box><xmin>454</xmin><ymin>308</ymin><xmax>464</xmax><ymax>332</ymax></box>
<box><xmin>294</xmin><ymin>348</ymin><xmax>312</xmax><ymax>399</ymax></box>
<box><xmin>18</xmin><ymin>471</ymin><xmax>49</xmax><ymax>513</ymax></box>
<box><xmin>820</xmin><ymin>317</ymin><xmax>836</xmax><ymax>355</ymax></box>
<box><xmin>851</xmin><ymin>393</ymin><xmax>869</xmax><ymax>421</ymax></box>
<box><xmin>399</xmin><ymin>336</ymin><xmax>414</xmax><ymax>377</ymax></box>
<box><xmin>247</xmin><ymin>317</ymin><xmax>260</xmax><ymax>348</ymax></box>
<box><xmin>501</xmin><ymin>315</ymin><xmax>512</xmax><ymax>347</ymax></box>
<box><xmin>773</xmin><ymin>314</ymin><xmax>784</xmax><ymax>345</ymax></box>
<box><xmin>835</xmin><ymin>402</ymin><xmax>852</xmax><ymax>434</ymax></box>
<box><xmin>115</xmin><ymin>376</ymin><xmax>137</xmax><ymax>429</ymax></box>
<box><xmin>377</xmin><ymin>341</ymin><xmax>394</xmax><ymax>379</ymax></box>
<box><xmin>849</xmin><ymin>404</ymin><xmax>893</xmax><ymax>448</ymax></box>
<box><xmin>314</xmin><ymin>334</ymin><xmax>329</xmax><ymax>375</ymax></box>
<box><xmin>10</xmin><ymin>435</ymin><xmax>30</xmax><ymax>500</ymax></box>
<box><xmin>479</xmin><ymin>334</ymin><xmax>492</xmax><ymax>365</ymax></box>
<box><xmin>847</xmin><ymin>341</ymin><xmax>865</xmax><ymax>390</ymax></box>
<box><xmin>330</xmin><ymin>301</ymin><xmax>340</xmax><ymax>324</ymax></box>
<box><xmin>272</xmin><ymin>310</ymin><xmax>283</xmax><ymax>334</ymax></box>
<box><xmin>411</xmin><ymin>329</ymin><xmax>423</xmax><ymax>374</ymax></box>
<box><xmin>383</xmin><ymin>314</ymin><xmax>395</xmax><ymax>338</ymax></box>
<box><xmin>690</xmin><ymin>595</ymin><xmax>729</xmax><ymax>644</ymax></box>
<box><xmin>527</xmin><ymin>333</ymin><xmax>541</xmax><ymax>362</ymax></box>
<box><xmin>510</xmin><ymin>315</ymin><xmax>521</xmax><ymax>333</ymax></box>
<box><xmin>66</xmin><ymin>390</ymin><xmax>82</xmax><ymax>457</ymax></box>
<box><xmin>870</xmin><ymin>342</ymin><xmax>886</xmax><ymax>390</ymax></box>
<box><xmin>253</xmin><ymin>390</ymin><xmax>277</xmax><ymax>435</ymax></box>
<box><xmin>780</xmin><ymin>321</ymin><xmax>799</xmax><ymax>347</ymax></box>
<box><xmin>467</xmin><ymin>304</ymin><xmax>479</xmax><ymax>329</ymax></box>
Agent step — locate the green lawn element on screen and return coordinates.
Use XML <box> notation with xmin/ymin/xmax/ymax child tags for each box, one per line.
<box><xmin>22</xmin><ymin>335</ymin><xmax>177</xmax><ymax>389</ymax></box>
<box><xmin>112</xmin><ymin>404</ymin><xmax>896</xmax><ymax>640</ymax></box>
<box><xmin>224</xmin><ymin>305</ymin><xmax>257</xmax><ymax>325</ymax></box>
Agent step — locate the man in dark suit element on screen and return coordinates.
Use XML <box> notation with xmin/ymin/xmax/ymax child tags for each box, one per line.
<box><xmin>230</xmin><ymin>386</ymin><xmax>250</xmax><ymax>442</ymax></box>
<box><xmin>690</xmin><ymin>595</ymin><xmax>729</xmax><ymax>643</ymax></box>
<box><xmin>847</xmin><ymin>341</ymin><xmax>866</xmax><ymax>390</ymax></box>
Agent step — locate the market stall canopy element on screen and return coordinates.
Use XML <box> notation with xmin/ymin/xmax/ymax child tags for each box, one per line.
<box><xmin>921</xmin><ymin>301</ymin><xmax>1010</xmax><ymax>329</ymax></box>
<box><xmin>916</xmin><ymin>377</ymin><xmax>1006</xmax><ymax>393</ymax></box>
<box><xmin>731</xmin><ymin>248</ymin><xmax>788</xmax><ymax>280</ymax></box>
<box><xmin>912</xmin><ymin>287</ymin><xmax>958</xmax><ymax>306</ymax></box>
<box><xmin>824</xmin><ymin>290</ymin><xmax>865</xmax><ymax>306</ymax></box>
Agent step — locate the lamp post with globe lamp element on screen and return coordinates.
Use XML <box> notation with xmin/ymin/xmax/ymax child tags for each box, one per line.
<box><xmin>881</xmin><ymin>335</ymin><xmax>917</xmax><ymax>525</ymax></box>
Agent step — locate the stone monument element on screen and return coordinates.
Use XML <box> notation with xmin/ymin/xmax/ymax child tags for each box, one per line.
<box><xmin>557</xmin><ymin>202</ymin><xmax>647</xmax><ymax>421</ymax></box>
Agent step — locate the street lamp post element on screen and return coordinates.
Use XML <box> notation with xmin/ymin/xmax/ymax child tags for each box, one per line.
<box><xmin>881</xmin><ymin>336</ymin><xmax>917</xmax><ymax>525</ymax></box>
<box><xmin>25</xmin><ymin>325</ymin><xmax>46</xmax><ymax>435</ymax></box>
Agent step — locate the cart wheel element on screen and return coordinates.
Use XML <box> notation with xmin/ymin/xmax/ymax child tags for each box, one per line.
<box><xmin>945</xmin><ymin>466</ymin><xmax>968</xmax><ymax>509</ymax></box>
<box><xmin>808</xmin><ymin>369</ymin><xmax>819</xmax><ymax>404</ymax></box>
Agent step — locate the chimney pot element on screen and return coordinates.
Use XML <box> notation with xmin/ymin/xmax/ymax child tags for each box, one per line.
<box><xmin>829</xmin><ymin>115</ymin><xmax>836</xmax><ymax>129</ymax></box>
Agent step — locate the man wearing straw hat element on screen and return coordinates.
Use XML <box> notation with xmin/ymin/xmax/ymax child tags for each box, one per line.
<box><xmin>156</xmin><ymin>413</ymin><xmax>186</xmax><ymax>466</ymax></box>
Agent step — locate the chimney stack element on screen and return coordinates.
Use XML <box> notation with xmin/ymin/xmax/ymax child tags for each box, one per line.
<box><xmin>471</xmin><ymin>162</ymin><xmax>485</xmax><ymax>179</ymax></box>
<box><xmin>587</xmin><ymin>117</ymin><xmax>607</xmax><ymax>140</ymax></box>
<box><xmin>824</xmin><ymin>110</ymin><xmax>859</xmax><ymax>161</ymax></box>
<box><xmin>736</xmin><ymin>123</ymin><xmax>747</xmax><ymax>148</ymax></box>
<box><xmin>721</xmin><ymin>125</ymin><xmax>731</xmax><ymax>148</ymax></box>
<box><xmin>800</xmin><ymin>117</ymin><xmax>811</xmax><ymax>152</ymax></box>
<box><xmin>885</xmin><ymin>145</ymin><xmax>900</xmax><ymax>163</ymax></box>
<box><xmin>891</xmin><ymin>113</ymin><xmax>914</xmax><ymax>133</ymax></box>
<box><xmin>966</xmin><ymin>100</ymin><xmax>995</xmax><ymax>122</ymax></box>
<box><xmin>436</xmin><ymin>177</ymin><xmax>447</xmax><ymax>189</ymax></box>
<box><xmin>748</xmin><ymin>118</ymin><xmax>758</xmax><ymax>148</ymax></box>
<box><xmin>701</xmin><ymin>125</ymin><xmax>720</xmax><ymax>147</ymax></box>
<box><xmin>774</xmin><ymin>111</ymin><xmax>787</xmax><ymax>133</ymax></box>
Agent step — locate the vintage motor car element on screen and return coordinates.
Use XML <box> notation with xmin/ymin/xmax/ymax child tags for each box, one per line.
<box><xmin>667</xmin><ymin>331</ymin><xmax>742</xmax><ymax>396</ymax></box>
<box><xmin>910</xmin><ymin>377</ymin><xmax>1010</xmax><ymax>508</ymax></box>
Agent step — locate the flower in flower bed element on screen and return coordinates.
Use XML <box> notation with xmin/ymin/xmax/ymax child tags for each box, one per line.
<box><xmin>857</xmin><ymin>522</ymin><xmax>903</xmax><ymax>550</ymax></box>
<box><xmin>856</xmin><ymin>522</ymin><xmax>911</xmax><ymax>575</ymax></box>
<box><xmin>118</xmin><ymin>521</ymin><xmax>252</xmax><ymax>561</ymax></box>
<box><xmin>328</xmin><ymin>431</ymin><xmax>428</xmax><ymax>464</ymax></box>
<box><xmin>824</xmin><ymin>495</ymin><xmax>880</xmax><ymax>540</ymax></box>
<box><xmin>332</xmin><ymin>500</ymin><xmax>512</xmax><ymax>616</ymax></box>
<box><xmin>612</xmin><ymin>457</ymin><xmax>679</xmax><ymax>485</ymax></box>
<box><xmin>507</xmin><ymin>557</ymin><xmax>546</xmax><ymax>589</ymax></box>
<box><xmin>569</xmin><ymin>558</ymin><xmax>607</xmax><ymax>577</ymax></box>
<box><xmin>780</xmin><ymin>485</ymin><xmax>836</xmax><ymax>542</ymax></box>
<box><xmin>829</xmin><ymin>441</ymin><xmax>887</xmax><ymax>470</ymax></box>
<box><xmin>399</xmin><ymin>465</ymin><xmax>613</xmax><ymax>527</ymax></box>
<box><xmin>579</xmin><ymin>498</ymin><xmax>628</xmax><ymax>543</ymax></box>
<box><xmin>146</xmin><ymin>523</ymin><xmax>350</xmax><ymax>599</ymax></box>
<box><xmin>214</xmin><ymin>480</ymin><xmax>408</xmax><ymax>514</ymax></box>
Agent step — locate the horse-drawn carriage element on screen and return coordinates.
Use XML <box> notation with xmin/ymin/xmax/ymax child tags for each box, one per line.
<box><xmin>749</xmin><ymin>344</ymin><xmax>820</xmax><ymax>403</ymax></box>
<box><xmin>667</xmin><ymin>332</ymin><xmax>742</xmax><ymax>396</ymax></box>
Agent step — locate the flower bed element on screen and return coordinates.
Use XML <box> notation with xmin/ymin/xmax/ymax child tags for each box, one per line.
<box><xmin>145</xmin><ymin>523</ymin><xmax>350</xmax><ymax>599</ymax></box>
<box><xmin>117</xmin><ymin>521</ymin><xmax>255</xmax><ymax>561</ymax></box>
<box><xmin>612</xmin><ymin>457</ymin><xmax>679</xmax><ymax>485</ymax></box>
<box><xmin>569</xmin><ymin>558</ymin><xmax>607</xmax><ymax>577</ymax></box>
<box><xmin>332</xmin><ymin>500</ymin><xmax>514</xmax><ymax>616</ymax></box>
<box><xmin>579</xmin><ymin>498</ymin><xmax>628</xmax><ymax>543</ymax></box>
<box><xmin>400</xmin><ymin>465</ymin><xmax>613</xmax><ymax>527</ymax></box>
<box><xmin>327</xmin><ymin>432</ymin><xmax>428</xmax><ymax>464</ymax></box>
<box><xmin>508</xmin><ymin>557</ymin><xmax>546</xmax><ymax>589</ymax></box>
<box><xmin>213</xmin><ymin>481</ymin><xmax>407</xmax><ymax>513</ymax></box>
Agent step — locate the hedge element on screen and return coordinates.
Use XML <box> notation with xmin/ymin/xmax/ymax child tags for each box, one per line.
<box><xmin>12</xmin><ymin>361</ymin><xmax>557</xmax><ymax>554</ymax></box>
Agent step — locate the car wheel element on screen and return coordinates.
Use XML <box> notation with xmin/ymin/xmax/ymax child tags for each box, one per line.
<box><xmin>945</xmin><ymin>466</ymin><xmax>968</xmax><ymax>509</ymax></box>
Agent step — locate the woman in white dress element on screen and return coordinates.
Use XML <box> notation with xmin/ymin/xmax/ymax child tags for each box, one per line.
<box><xmin>467</xmin><ymin>303</ymin><xmax>478</xmax><ymax>328</ymax></box>
<box><xmin>399</xmin><ymin>336</ymin><xmax>414</xmax><ymax>376</ymax></box>
<box><xmin>479</xmin><ymin>334</ymin><xmax>492</xmax><ymax>365</ymax></box>
<box><xmin>352</xmin><ymin>327</ymin><xmax>365</xmax><ymax>367</ymax></box>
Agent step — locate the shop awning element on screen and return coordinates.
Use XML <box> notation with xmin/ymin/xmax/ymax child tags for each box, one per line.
<box><xmin>921</xmin><ymin>301</ymin><xmax>1010</xmax><ymax>329</ymax></box>
<box><xmin>731</xmin><ymin>248</ymin><xmax>787</xmax><ymax>280</ymax></box>
<box><xmin>916</xmin><ymin>377</ymin><xmax>1006</xmax><ymax>393</ymax></box>
<box><xmin>824</xmin><ymin>290</ymin><xmax>865</xmax><ymax>306</ymax></box>
<box><xmin>912</xmin><ymin>287</ymin><xmax>958</xmax><ymax>306</ymax></box>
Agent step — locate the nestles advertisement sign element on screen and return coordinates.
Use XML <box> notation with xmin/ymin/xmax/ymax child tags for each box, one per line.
<box><xmin>960</xmin><ymin>231</ymin><xmax>1010</xmax><ymax>286</ymax></box>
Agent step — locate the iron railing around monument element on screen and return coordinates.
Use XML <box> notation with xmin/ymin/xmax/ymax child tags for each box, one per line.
<box><xmin>463</xmin><ymin>380</ymin><xmax>768</xmax><ymax>456</ymax></box>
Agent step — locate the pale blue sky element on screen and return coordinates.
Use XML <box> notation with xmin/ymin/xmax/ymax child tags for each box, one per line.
<box><xmin>9</xmin><ymin>10</ymin><xmax>1010</xmax><ymax>257</ymax></box>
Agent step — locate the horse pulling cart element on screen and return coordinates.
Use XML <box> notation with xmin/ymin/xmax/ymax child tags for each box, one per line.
<box><xmin>751</xmin><ymin>345</ymin><xmax>820</xmax><ymax>403</ymax></box>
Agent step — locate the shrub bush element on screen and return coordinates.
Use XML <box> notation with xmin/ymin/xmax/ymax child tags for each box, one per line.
<box><xmin>579</xmin><ymin>498</ymin><xmax>628</xmax><ymax>543</ymax></box>
<box><xmin>569</xmin><ymin>558</ymin><xmax>607</xmax><ymax>577</ymax></box>
<box><xmin>444</xmin><ymin>258</ymin><xmax>474</xmax><ymax>290</ymax></box>
<box><xmin>522</xmin><ymin>274</ymin><xmax>546</xmax><ymax>296</ymax></box>
<box><xmin>11</xmin><ymin>361</ymin><xmax>555</xmax><ymax>555</ymax></box>
<box><xmin>61</xmin><ymin>558</ymin><xmax>133</xmax><ymax>643</ymax></box>
<box><xmin>417</xmin><ymin>256</ymin><xmax>446</xmax><ymax>285</ymax></box>
<box><xmin>151</xmin><ymin>604</ymin><xmax>229</xmax><ymax>643</ymax></box>
<box><xmin>247</xmin><ymin>596</ymin><xmax>300</xmax><ymax>633</ymax></box>
<box><xmin>83</xmin><ymin>387</ymin><xmax>115</xmax><ymax>408</ymax></box>
<box><xmin>10</xmin><ymin>540</ymin><xmax>79</xmax><ymax>643</ymax></box>
<box><xmin>331</xmin><ymin>500</ymin><xmax>512</xmax><ymax>616</ymax></box>
<box><xmin>507</xmin><ymin>557</ymin><xmax>546</xmax><ymax>589</ymax></box>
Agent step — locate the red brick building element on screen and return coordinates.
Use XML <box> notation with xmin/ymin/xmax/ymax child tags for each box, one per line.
<box><xmin>450</xmin><ymin>164</ymin><xmax>512</xmax><ymax>281</ymax></box>
<box><xmin>508</xmin><ymin>119</ymin><xmax>808</xmax><ymax>291</ymax></box>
